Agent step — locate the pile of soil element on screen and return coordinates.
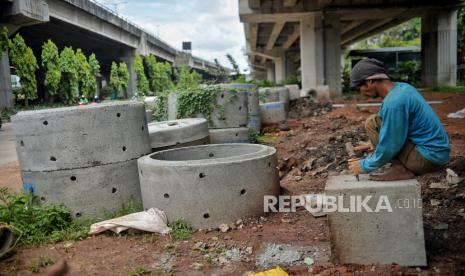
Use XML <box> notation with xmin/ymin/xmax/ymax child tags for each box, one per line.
<box><xmin>288</xmin><ymin>97</ymin><xmax>332</xmax><ymax>119</ymax></box>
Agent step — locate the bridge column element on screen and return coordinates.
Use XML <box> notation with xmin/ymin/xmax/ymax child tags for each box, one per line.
<box><xmin>0</xmin><ymin>51</ymin><xmax>13</xmax><ymax>110</ymax></box>
<box><xmin>274</xmin><ymin>53</ymin><xmax>286</xmax><ymax>83</ymax></box>
<box><xmin>121</xmin><ymin>52</ymin><xmax>138</xmax><ymax>98</ymax></box>
<box><xmin>421</xmin><ymin>10</ymin><xmax>457</xmax><ymax>87</ymax></box>
<box><xmin>324</xmin><ymin>14</ymin><xmax>342</xmax><ymax>97</ymax></box>
<box><xmin>300</xmin><ymin>14</ymin><xmax>323</xmax><ymax>96</ymax></box>
<box><xmin>267</xmin><ymin>66</ymin><xmax>275</xmax><ymax>82</ymax></box>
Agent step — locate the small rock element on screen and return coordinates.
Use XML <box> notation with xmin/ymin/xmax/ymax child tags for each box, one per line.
<box><xmin>211</xmin><ymin>236</ymin><xmax>219</xmax><ymax>241</ymax></box>
<box><xmin>279</xmin><ymin>123</ymin><xmax>291</xmax><ymax>131</ymax></box>
<box><xmin>429</xmin><ymin>182</ymin><xmax>450</xmax><ymax>189</ymax></box>
<box><xmin>294</xmin><ymin>176</ymin><xmax>303</xmax><ymax>181</ymax></box>
<box><xmin>219</xmin><ymin>223</ymin><xmax>230</xmax><ymax>233</ymax></box>
<box><xmin>252</xmin><ymin>226</ymin><xmax>258</xmax><ymax>232</ymax></box>
<box><xmin>430</xmin><ymin>199</ymin><xmax>441</xmax><ymax>206</ymax></box>
<box><xmin>446</xmin><ymin>168</ymin><xmax>463</xmax><ymax>184</ymax></box>
<box><xmin>191</xmin><ymin>262</ymin><xmax>204</xmax><ymax>270</ymax></box>
<box><xmin>304</xmin><ymin>257</ymin><xmax>314</xmax><ymax>266</ymax></box>
<box><xmin>245</xmin><ymin>246</ymin><xmax>253</xmax><ymax>255</ymax></box>
<box><xmin>235</xmin><ymin>219</ymin><xmax>243</xmax><ymax>226</ymax></box>
<box><xmin>433</xmin><ymin>223</ymin><xmax>449</xmax><ymax>230</ymax></box>
<box><xmin>218</xmin><ymin>256</ymin><xmax>229</xmax><ymax>265</ymax></box>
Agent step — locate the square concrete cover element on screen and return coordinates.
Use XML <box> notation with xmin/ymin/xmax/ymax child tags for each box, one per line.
<box><xmin>325</xmin><ymin>175</ymin><xmax>427</xmax><ymax>266</ymax></box>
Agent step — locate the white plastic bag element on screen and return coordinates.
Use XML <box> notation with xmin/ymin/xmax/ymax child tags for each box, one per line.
<box><xmin>88</xmin><ymin>208</ymin><xmax>171</xmax><ymax>235</ymax></box>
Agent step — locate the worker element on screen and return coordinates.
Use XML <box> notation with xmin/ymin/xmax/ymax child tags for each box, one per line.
<box><xmin>347</xmin><ymin>58</ymin><xmax>450</xmax><ymax>181</ymax></box>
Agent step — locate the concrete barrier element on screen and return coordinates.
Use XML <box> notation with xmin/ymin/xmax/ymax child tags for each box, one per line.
<box><xmin>146</xmin><ymin>109</ymin><xmax>153</xmax><ymax>122</ymax></box>
<box><xmin>22</xmin><ymin>159</ymin><xmax>142</xmax><ymax>218</ymax></box>
<box><xmin>210</xmin><ymin>90</ymin><xmax>248</xmax><ymax>128</ymax></box>
<box><xmin>209</xmin><ymin>127</ymin><xmax>249</xmax><ymax>144</ymax></box>
<box><xmin>325</xmin><ymin>175</ymin><xmax>427</xmax><ymax>266</ymax></box>
<box><xmin>138</xmin><ymin>144</ymin><xmax>280</xmax><ymax>229</ymax></box>
<box><xmin>258</xmin><ymin>87</ymin><xmax>279</xmax><ymax>103</ymax></box>
<box><xmin>148</xmin><ymin>118</ymin><xmax>210</xmax><ymax>151</ymax></box>
<box><xmin>12</xmin><ymin>101</ymin><xmax>151</xmax><ymax>172</ymax></box>
<box><xmin>167</xmin><ymin>93</ymin><xmax>178</xmax><ymax>120</ymax></box>
<box><xmin>285</xmin><ymin>84</ymin><xmax>300</xmax><ymax>100</ymax></box>
<box><xmin>247</xmin><ymin>115</ymin><xmax>261</xmax><ymax>133</ymax></box>
<box><xmin>260</xmin><ymin>102</ymin><xmax>287</xmax><ymax>125</ymax></box>
<box><xmin>144</xmin><ymin>96</ymin><xmax>157</xmax><ymax>110</ymax></box>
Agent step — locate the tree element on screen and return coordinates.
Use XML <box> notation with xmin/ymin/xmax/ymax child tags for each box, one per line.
<box><xmin>176</xmin><ymin>66</ymin><xmax>201</xmax><ymax>90</ymax></box>
<box><xmin>88</xmin><ymin>53</ymin><xmax>100</xmax><ymax>97</ymax></box>
<box><xmin>226</xmin><ymin>54</ymin><xmax>240</xmax><ymax>75</ymax></box>
<box><xmin>145</xmin><ymin>54</ymin><xmax>174</xmax><ymax>93</ymax></box>
<box><xmin>109</xmin><ymin>61</ymin><xmax>122</xmax><ymax>97</ymax></box>
<box><xmin>75</xmin><ymin>49</ymin><xmax>96</xmax><ymax>99</ymax></box>
<box><xmin>8</xmin><ymin>34</ymin><xmax>38</xmax><ymax>106</ymax></box>
<box><xmin>41</xmin><ymin>40</ymin><xmax>61</xmax><ymax>102</ymax></box>
<box><xmin>213</xmin><ymin>58</ymin><xmax>227</xmax><ymax>82</ymax></box>
<box><xmin>134</xmin><ymin>55</ymin><xmax>149</xmax><ymax>96</ymax></box>
<box><xmin>458</xmin><ymin>8</ymin><xmax>465</xmax><ymax>64</ymax></box>
<box><xmin>0</xmin><ymin>27</ymin><xmax>8</xmax><ymax>53</ymax></box>
<box><xmin>118</xmin><ymin>62</ymin><xmax>129</xmax><ymax>96</ymax></box>
<box><xmin>59</xmin><ymin>47</ymin><xmax>79</xmax><ymax>103</ymax></box>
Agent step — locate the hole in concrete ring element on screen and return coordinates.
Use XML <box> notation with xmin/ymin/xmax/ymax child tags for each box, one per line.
<box><xmin>164</xmin><ymin>193</ymin><xmax>169</xmax><ymax>198</ymax></box>
<box><xmin>140</xmin><ymin>170</ymin><xmax>143</xmax><ymax>176</ymax></box>
<box><xmin>203</xmin><ymin>213</ymin><xmax>210</xmax><ymax>219</ymax></box>
<box><xmin>141</xmin><ymin>126</ymin><xmax>145</xmax><ymax>131</ymax></box>
<box><xmin>117</xmin><ymin>113</ymin><xmax>121</xmax><ymax>117</ymax></box>
<box><xmin>268</xmin><ymin>162</ymin><xmax>271</xmax><ymax>167</ymax></box>
<box><xmin>70</xmin><ymin>176</ymin><xmax>77</xmax><ymax>181</ymax></box>
<box><xmin>199</xmin><ymin>172</ymin><xmax>206</xmax><ymax>178</ymax></box>
<box><xmin>50</xmin><ymin>156</ymin><xmax>56</xmax><ymax>161</ymax></box>
<box><xmin>20</xmin><ymin>141</ymin><xmax>24</xmax><ymax>146</ymax></box>
<box><xmin>40</xmin><ymin>196</ymin><xmax>46</xmax><ymax>202</ymax></box>
<box><xmin>220</xmin><ymin>94</ymin><xmax>224</xmax><ymax>98</ymax></box>
<box><xmin>176</xmin><ymin>142</ymin><xmax>181</xmax><ymax>145</ymax></box>
<box><xmin>111</xmin><ymin>187</ymin><xmax>117</xmax><ymax>193</ymax></box>
<box><xmin>209</xmin><ymin>153</ymin><xmax>214</xmax><ymax>157</ymax></box>
<box><xmin>240</xmin><ymin>189</ymin><xmax>247</xmax><ymax>195</ymax></box>
<box><xmin>239</xmin><ymin>106</ymin><xmax>242</xmax><ymax>111</ymax></box>
<box><xmin>43</xmin><ymin>121</ymin><xmax>48</xmax><ymax>126</ymax></box>
<box><xmin>122</xmin><ymin>146</ymin><xmax>127</xmax><ymax>151</ymax></box>
<box><xmin>235</xmin><ymin>133</ymin><xmax>239</xmax><ymax>136</ymax></box>
<box><xmin>75</xmin><ymin>212</ymin><xmax>82</xmax><ymax>218</ymax></box>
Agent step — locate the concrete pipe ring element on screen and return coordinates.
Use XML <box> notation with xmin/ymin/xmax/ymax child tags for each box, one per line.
<box><xmin>12</xmin><ymin>101</ymin><xmax>151</xmax><ymax>172</ymax></box>
<box><xmin>138</xmin><ymin>144</ymin><xmax>280</xmax><ymax>229</ymax></box>
<box><xmin>148</xmin><ymin>118</ymin><xmax>210</xmax><ymax>151</ymax></box>
<box><xmin>209</xmin><ymin>127</ymin><xmax>250</xmax><ymax>144</ymax></box>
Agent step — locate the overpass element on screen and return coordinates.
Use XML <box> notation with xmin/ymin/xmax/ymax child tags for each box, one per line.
<box><xmin>0</xmin><ymin>0</ymin><xmax>229</xmax><ymax>108</ymax></box>
<box><xmin>239</xmin><ymin>0</ymin><xmax>465</xmax><ymax>98</ymax></box>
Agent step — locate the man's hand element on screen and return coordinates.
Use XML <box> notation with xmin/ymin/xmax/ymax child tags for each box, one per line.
<box><xmin>348</xmin><ymin>158</ymin><xmax>365</xmax><ymax>175</ymax></box>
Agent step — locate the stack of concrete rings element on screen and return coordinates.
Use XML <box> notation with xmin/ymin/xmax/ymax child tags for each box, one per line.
<box><xmin>11</xmin><ymin>101</ymin><xmax>151</xmax><ymax>218</ymax></box>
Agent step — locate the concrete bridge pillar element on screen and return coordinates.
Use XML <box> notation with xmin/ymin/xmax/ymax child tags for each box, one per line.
<box><xmin>421</xmin><ymin>10</ymin><xmax>457</xmax><ymax>87</ymax></box>
<box><xmin>121</xmin><ymin>51</ymin><xmax>138</xmax><ymax>98</ymax></box>
<box><xmin>300</xmin><ymin>13</ymin><xmax>342</xmax><ymax>98</ymax></box>
<box><xmin>267</xmin><ymin>66</ymin><xmax>275</xmax><ymax>82</ymax></box>
<box><xmin>274</xmin><ymin>53</ymin><xmax>286</xmax><ymax>83</ymax></box>
<box><xmin>0</xmin><ymin>51</ymin><xmax>13</xmax><ymax>110</ymax></box>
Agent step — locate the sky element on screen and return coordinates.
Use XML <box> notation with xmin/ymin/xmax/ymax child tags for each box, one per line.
<box><xmin>96</xmin><ymin>0</ymin><xmax>248</xmax><ymax>72</ymax></box>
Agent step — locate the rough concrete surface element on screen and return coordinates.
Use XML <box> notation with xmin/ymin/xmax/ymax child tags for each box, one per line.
<box><xmin>260</xmin><ymin>102</ymin><xmax>287</xmax><ymax>125</ymax></box>
<box><xmin>210</xmin><ymin>91</ymin><xmax>248</xmax><ymax>129</ymax></box>
<box><xmin>21</xmin><ymin>159</ymin><xmax>142</xmax><ymax>218</ymax></box>
<box><xmin>247</xmin><ymin>115</ymin><xmax>261</xmax><ymax>133</ymax></box>
<box><xmin>209</xmin><ymin>127</ymin><xmax>249</xmax><ymax>144</ymax></box>
<box><xmin>0</xmin><ymin>122</ymin><xmax>18</xmax><ymax>166</ymax></box>
<box><xmin>256</xmin><ymin>243</ymin><xmax>331</xmax><ymax>269</ymax></box>
<box><xmin>148</xmin><ymin>118</ymin><xmax>209</xmax><ymax>150</ymax></box>
<box><xmin>325</xmin><ymin>174</ymin><xmax>427</xmax><ymax>266</ymax></box>
<box><xmin>285</xmin><ymin>84</ymin><xmax>301</xmax><ymax>100</ymax></box>
<box><xmin>12</xmin><ymin>101</ymin><xmax>151</xmax><ymax>171</ymax></box>
<box><xmin>138</xmin><ymin>144</ymin><xmax>280</xmax><ymax>229</ymax></box>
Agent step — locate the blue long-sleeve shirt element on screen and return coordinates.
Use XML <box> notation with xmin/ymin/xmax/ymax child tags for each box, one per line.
<box><xmin>360</xmin><ymin>82</ymin><xmax>450</xmax><ymax>173</ymax></box>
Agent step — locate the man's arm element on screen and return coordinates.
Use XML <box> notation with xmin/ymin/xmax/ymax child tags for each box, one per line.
<box><xmin>360</xmin><ymin>108</ymin><xmax>409</xmax><ymax>173</ymax></box>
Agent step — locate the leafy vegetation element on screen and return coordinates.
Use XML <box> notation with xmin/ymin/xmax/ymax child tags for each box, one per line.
<box><xmin>423</xmin><ymin>85</ymin><xmax>465</xmax><ymax>93</ymax></box>
<box><xmin>134</xmin><ymin>55</ymin><xmax>149</xmax><ymax>96</ymax></box>
<box><xmin>226</xmin><ymin>53</ymin><xmax>240</xmax><ymax>76</ymax></box>
<box><xmin>0</xmin><ymin>187</ymin><xmax>90</xmax><ymax>245</ymax></box>
<box><xmin>119</xmin><ymin>62</ymin><xmax>130</xmax><ymax>96</ymax></box>
<box><xmin>28</xmin><ymin>256</ymin><xmax>54</xmax><ymax>273</ymax></box>
<box><xmin>176</xmin><ymin>86</ymin><xmax>218</xmax><ymax>119</ymax></box>
<box><xmin>175</xmin><ymin>66</ymin><xmax>201</xmax><ymax>90</ymax></box>
<box><xmin>145</xmin><ymin>54</ymin><xmax>174</xmax><ymax>93</ymax></box>
<box><xmin>76</xmin><ymin>49</ymin><xmax>97</xmax><ymax>100</ymax></box>
<box><xmin>152</xmin><ymin>90</ymin><xmax>169</xmax><ymax>121</ymax></box>
<box><xmin>41</xmin><ymin>40</ymin><xmax>62</xmax><ymax>100</ymax></box>
<box><xmin>8</xmin><ymin>34</ymin><xmax>39</xmax><ymax>106</ymax></box>
<box><xmin>0</xmin><ymin>27</ymin><xmax>8</xmax><ymax>53</ymax></box>
<box><xmin>390</xmin><ymin>60</ymin><xmax>421</xmax><ymax>87</ymax></box>
<box><xmin>58</xmin><ymin>47</ymin><xmax>79</xmax><ymax>104</ymax></box>
<box><xmin>169</xmin><ymin>219</ymin><xmax>192</xmax><ymax>241</ymax></box>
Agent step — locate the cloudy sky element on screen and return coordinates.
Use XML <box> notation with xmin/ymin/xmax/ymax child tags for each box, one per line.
<box><xmin>96</xmin><ymin>0</ymin><xmax>248</xmax><ymax>72</ymax></box>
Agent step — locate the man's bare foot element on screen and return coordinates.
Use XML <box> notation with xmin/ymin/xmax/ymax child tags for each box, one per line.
<box><xmin>369</xmin><ymin>161</ymin><xmax>415</xmax><ymax>181</ymax></box>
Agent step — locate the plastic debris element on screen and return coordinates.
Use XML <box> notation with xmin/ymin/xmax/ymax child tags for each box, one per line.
<box><xmin>247</xmin><ymin>266</ymin><xmax>289</xmax><ymax>276</ymax></box>
<box><xmin>88</xmin><ymin>208</ymin><xmax>171</xmax><ymax>235</ymax></box>
<box><xmin>304</xmin><ymin>257</ymin><xmax>315</xmax><ymax>266</ymax></box>
<box><xmin>447</xmin><ymin>108</ymin><xmax>465</xmax><ymax>119</ymax></box>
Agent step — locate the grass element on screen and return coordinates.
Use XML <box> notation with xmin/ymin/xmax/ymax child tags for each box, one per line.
<box><xmin>28</xmin><ymin>255</ymin><xmax>54</xmax><ymax>273</ymax></box>
<box><xmin>0</xmin><ymin>187</ymin><xmax>143</xmax><ymax>247</ymax></box>
<box><xmin>168</xmin><ymin>219</ymin><xmax>192</xmax><ymax>241</ymax></box>
<box><xmin>423</xmin><ymin>85</ymin><xmax>465</xmax><ymax>93</ymax></box>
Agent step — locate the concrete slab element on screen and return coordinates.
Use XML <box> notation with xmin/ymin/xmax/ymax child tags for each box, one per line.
<box><xmin>259</xmin><ymin>102</ymin><xmax>287</xmax><ymax>125</ymax></box>
<box><xmin>0</xmin><ymin>122</ymin><xmax>18</xmax><ymax>166</ymax></box>
<box><xmin>148</xmin><ymin>118</ymin><xmax>209</xmax><ymax>150</ymax></box>
<box><xmin>209</xmin><ymin>127</ymin><xmax>249</xmax><ymax>144</ymax></box>
<box><xmin>325</xmin><ymin>174</ymin><xmax>427</xmax><ymax>266</ymax></box>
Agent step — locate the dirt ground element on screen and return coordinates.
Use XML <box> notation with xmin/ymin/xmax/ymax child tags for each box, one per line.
<box><xmin>1</xmin><ymin>92</ymin><xmax>465</xmax><ymax>275</ymax></box>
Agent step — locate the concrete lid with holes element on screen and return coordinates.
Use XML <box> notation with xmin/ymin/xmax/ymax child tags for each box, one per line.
<box><xmin>148</xmin><ymin>118</ymin><xmax>209</xmax><ymax>149</ymax></box>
